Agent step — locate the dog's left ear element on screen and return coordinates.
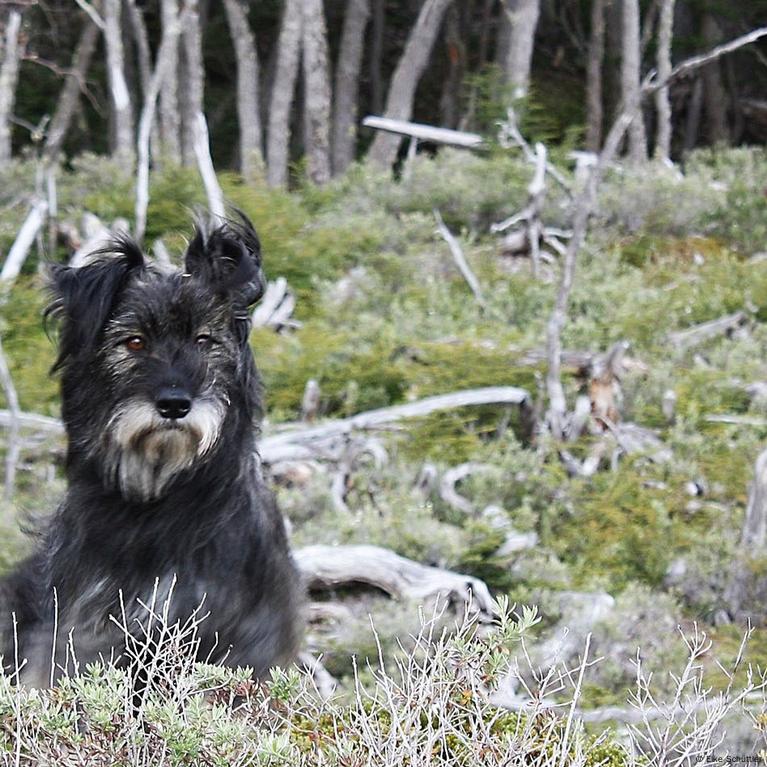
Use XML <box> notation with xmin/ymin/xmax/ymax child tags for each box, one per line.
<box><xmin>184</xmin><ymin>214</ymin><xmax>265</xmax><ymax>307</ymax></box>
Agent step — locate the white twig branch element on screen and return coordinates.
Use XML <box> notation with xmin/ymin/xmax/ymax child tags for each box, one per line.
<box><xmin>434</xmin><ymin>209</ymin><xmax>486</xmax><ymax>310</ymax></box>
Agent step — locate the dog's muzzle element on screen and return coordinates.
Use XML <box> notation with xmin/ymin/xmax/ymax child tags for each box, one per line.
<box><xmin>102</xmin><ymin>395</ymin><xmax>226</xmax><ymax>500</ymax></box>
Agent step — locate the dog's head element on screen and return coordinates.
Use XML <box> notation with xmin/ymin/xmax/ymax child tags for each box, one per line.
<box><xmin>47</xmin><ymin>215</ymin><xmax>265</xmax><ymax>502</ymax></box>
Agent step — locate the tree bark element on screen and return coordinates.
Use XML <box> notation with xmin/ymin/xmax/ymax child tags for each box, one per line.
<box><xmin>501</xmin><ymin>0</ymin><xmax>541</xmax><ymax>100</ymax></box>
<box><xmin>223</xmin><ymin>0</ymin><xmax>263</xmax><ymax>181</ymax></box>
<box><xmin>653</xmin><ymin>0</ymin><xmax>675</xmax><ymax>160</ymax></box>
<box><xmin>701</xmin><ymin>13</ymin><xmax>728</xmax><ymax>145</ymax></box>
<box><xmin>103</xmin><ymin>0</ymin><xmax>135</xmax><ymax>169</ymax></box>
<box><xmin>267</xmin><ymin>0</ymin><xmax>302</xmax><ymax>188</ymax></box>
<box><xmin>301</xmin><ymin>0</ymin><xmax>332</xmax><ymax>185</ymax></box>
<box><xmin>620</xmin><ymin>0</ymin><xmax>647</xmax><ymax>161</ymax></box>
<box><xmin>0</xmin><ymin>8</ymin><xmax>24</xmax><ymax>164</ymax></box>
<box><xmin>331</xmin><ymin>0</ymin><xmax>370</xmax><ymax>175</ymax></box>
<box><xmin>367</xmin><ymin>0</ymin><xmax>455</xmax><ymax>169</ymax></box>
<box><xmin>585</xmin><ymin>0</ymin><xmax>606</xmax><ymax>152</ymax></box>
<box><xmin>159</xmin><ymin>0</ymin><xmax>181</xmax><ymax>162</ymax></box>
<box><xmin>741</xmin><ymin>449</ymin><xmax>767</xmax><ymax>549</ymax></box>
<box><xmin>368</xmin><ymin>0</ymin><xmax>384</xmax><ymax>115</ymax></box>
<box><xmin>44</xmin><ymin>19</ymin><xmax>100</xmax><ymax>164</ymax></box>
<box><xmin>438</xmin><ymin>5</ymin><xmax>465</xmax><ymax>129</ymax></box>
<box><xmin>180</xmin><ymin>0</ymin><xmax>204</xmax><ymax>167</ymax></box>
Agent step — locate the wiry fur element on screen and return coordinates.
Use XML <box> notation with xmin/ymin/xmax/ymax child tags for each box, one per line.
<box><xmin>0</xmin><ymin>216</ymin><xmax>302</xmax><ymax>686</ymax></box>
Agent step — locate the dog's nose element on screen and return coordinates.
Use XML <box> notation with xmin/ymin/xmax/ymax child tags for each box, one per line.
<box><xmin>156</xmin><ymin>387</ymin><xmax>192</xmax><ymax>420</ymax></box>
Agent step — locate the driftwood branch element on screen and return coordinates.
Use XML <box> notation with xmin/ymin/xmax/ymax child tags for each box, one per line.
<box><xmin>434</xmin><ymin>210</ymin><xmax>486</xmax><ymax>309</ymax></box>
<box><xmin>262</xmin><ymin>386</ymin><xmax>531</xmax><ymax>457</ymax></box>
<box><xmin>2</xmin><ymin>199</ymin><xmax>48</xmax><ymax>284</ymax></box>
<box><xmin>0</xmin><ymin>339</ymin><xmax>20</xmax><ymax>502</ymax></box>
<box><xmin>295</xmin><ymin>544</ymin><xmax>494</xmax><ymax>615</ymax></box>
<box><xmin>362</xmin><ymin>116</ymin><xmax>483</xmax><ymax>149</ymax></box>
<box><xmin>439</xmin><ymin>462</ymin><xmax>492</xmax><ymax>515</ymax></box>
<box><xmin>192</xmin><ymin>111</ymin><xmax>225</xmax><ymax>221</ymax></box>
<box><xmin>667</xmin><ymin>311</ymin><xmax>746</xmax><ymax>351</ymax></box>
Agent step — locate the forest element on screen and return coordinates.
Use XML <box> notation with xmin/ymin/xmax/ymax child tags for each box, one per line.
<box><xmin>0</xmin><ymin>0</ymin><xmax>767</xmax><ymax>764</ymax></box>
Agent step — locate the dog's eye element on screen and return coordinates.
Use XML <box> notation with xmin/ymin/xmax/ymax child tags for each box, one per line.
<box><xmin>126</xmin><ymin>336</ymin><xmax>146</xmax><ymax>352</ymax></box>
<box><xmin>196</xmin><ymin>334</ymin><xmax>213</xmax><ymax>348</ymax></box>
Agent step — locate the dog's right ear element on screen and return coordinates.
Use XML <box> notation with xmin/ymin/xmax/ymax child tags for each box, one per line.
<box><xmin>46</xmin><ymin>237</ymin><xmax>145</xmax><ymax>367</ymax></box>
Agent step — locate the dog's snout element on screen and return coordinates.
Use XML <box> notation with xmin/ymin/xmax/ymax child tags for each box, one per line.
<box><xmin>156</xmin><ymin>387</ymin><xmax>192</xmax><ymax>420</ymax></box>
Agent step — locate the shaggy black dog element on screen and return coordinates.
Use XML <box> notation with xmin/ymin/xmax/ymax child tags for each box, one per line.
<box><xmin>0</xmin><ymin>215</ymin><xmax>302</xmax><ymax>686</ymax></box>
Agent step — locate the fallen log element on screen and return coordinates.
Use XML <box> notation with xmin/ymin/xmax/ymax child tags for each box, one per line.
<box><xmin>295</xmin><ymin>544</ymin><xmax>494</xmax><ymax>616</ymax></box>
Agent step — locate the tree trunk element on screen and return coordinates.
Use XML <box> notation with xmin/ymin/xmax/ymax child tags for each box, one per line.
<box><xmin>439</xmin><ymin>5</ymin><xmax>465</xmax><ymax>129</ymax></box>
<box><xmin>267</xmin><ymin>0</ymin><xmax>302</xmax><ymax>188</ymax></box>
<box><xmin>331</xmin><ymin>0</ymin><xmax>371</xmax><ymax>175</ymax></box>
<box><xmin>701</xmin><ymin>13</ymin><xmax>728</xmax><ymax>145</ymax></box>
<box><xmin>368</xmin><ymin>0</ymin><xmax>384</xmax><ymax>115</ymax></box>
<box><xmin>585</xmin><ymin>0</ymin><xmax>605</xmax><ymax>152</ymax></box>
<box><xmin>44</xmin><ymin>18</ymin><xmax>100</xmax><ymax>163</ymax></box>
<box><xmin>683</xmin><ymin>76</ymin><xmax>702</xmax><ymax>151</ymax></box>
<box><xmin>180</xmin><ymin>0</ymin><xmax>204</xmax><ymax>167</ymax></box>
<box><xmin>653</xmin><ymin>0</ymin><xmax>675</xmax><ymax>160</ymax></box>
<box><xmin>223</xmin><ymin>0</ymin><xmax>263</xmax><ymax>181</ymax></box>
<box><xmin>0</xmin><ymin>8</ymin><xmax>24</xmax><ymax>164</ymax></box>
<box><xmin>740</xmin><ymin>449</ymin><xmax>767</xmax><ymax>549</ymax></box>
<box><xmin>301</xmin><ymin>0</ymin><xmax>332</xmax><ymax>185</ymax></box>
<box><xmin>159</xmin><ymin>0</ymin><xmax>181</xmax><ymax>162</ymax></box>
<box><xmin>501</xmin><ymin>0</ymin><xmax>541</xmax><ymax>100</ymax></box>
<box><xmin>620</xmin><ymin>0</ymin><xmax>647</xmax><ymax>161</ymax></box>
<box><xmin>103</xmin><ymin>0</ymin><xmax>135</xmax><ymax>169</ymax></box>
<box><xmin>367</xmin><ymin>0</ymin><xmax>455</xmax><ymax>169</ymax></box>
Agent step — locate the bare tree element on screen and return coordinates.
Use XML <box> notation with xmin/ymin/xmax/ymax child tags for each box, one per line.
<box><xmin>180</xmin><ymin>0</ymin><xmax>204</xmax><ymax>166</ymax></box>
<box><xmin>222</xmin><ymin>0</ymin><xmax>262</xmax><ymax>181</ymax></box>
<box><xmin>44</xmin><ymin>18</ymin><xmax>100</xmax><ymax>163</ymax></box>
<box><xmin>653</xmin><ymin>0</ymin><xmax>675</xmax><ymax>160</ymax></box>
<box><xmin>331</xmin><ymin>0</ymin><xmax>370</xmax><ymax>175</ymax></box>
<box><xmin>0</xmin><ymin>7</ymin><xmax>24</xmax><ymax>164</ymax></box>
<box><xmin>501</xmin><ymin>0</ymin><xmax>541</xmax><ymax>100</ymax></box>
<box><xmin>620</xmin><ymin>0</ymin><xmax>647</xmax><ymax>161</ymax></box>
<box><xmin>103</xmin><ymin>0</ymin><xmax>135</xmax><ymax>169</ymax></box>
<box><xmin>585</xmin><ymin>0</ymin><xmax>606</xmax><ymax>152</ymax></box>
<box><xmin>159</xmin><ymin>0</ymin><xmax>181</xmax><ymax>162</ymax></box>
<box><xmin>367</xmin><ymin>0</ymin><xmax>455</xmax><ymax>169</ymax></box>
<box><xmin>368</xmin><ymin>0</ymin><xmax>384</xmax><ymax>115</ymax></box>
<box><xmin>267</xmin><ymin>0</ymin><xmax>302</xmax><ymax>188</ymax></box>
<box><xmin>301</xmin><ymin>0</ymin><xmax>332</xmax><ymax>185</ymax></box>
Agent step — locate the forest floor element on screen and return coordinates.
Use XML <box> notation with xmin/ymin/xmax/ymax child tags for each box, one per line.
<box><xmin>0</xmin><ymin>145</ymin><xmax>766</xmax><ymax>762</ymax></box>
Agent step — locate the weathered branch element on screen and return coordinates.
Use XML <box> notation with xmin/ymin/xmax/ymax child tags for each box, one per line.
<box><xmin>262</xmin><ymin>386</ymin><xmax>531</xmax><ymax>456</ymax></box>
<box><xmin>434</xmin><ymin>210</ymin><xmax>486</xmax><ymax>309</ymax></box>
<box><xmin>295</xmin><ymin>544</ymin><xmax>494</xmax><ymax>615</ymax></box>
<box><xmin>667</xmin><ymin>312</ymin><xmax>746</xmax><ymax>351</ymax></box>
<box><xmin>1</xmin><ymin>199</ymin><xmax>48</xmax><ymax>284</ymax></box>
<box><xmin>192</xmin><ymin>112</ymin><xmax>225</xmax><ymax>221</ymax></box>
<box><xmin>0</xmin><ymin>339</ymin><xmax>20</xmax><ymax>502</ymax></box>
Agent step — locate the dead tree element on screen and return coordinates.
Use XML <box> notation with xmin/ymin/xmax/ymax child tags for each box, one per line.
<box><xmin>223</xmin><ymin>0</ymin><xmax>263</xmax><ymax>181</ymax></box>
<box><xmin>0</xmin><ymin>7</ymin><xmax>24</xmax><ymax>164</ymax></box>
<box><xmin>103</xmin><ymin>0</ymin><xmax>135</xmax><ymax>169</ymax></box>
<box><xmin>585</xmin><ymin>0</ymin><xmax>606</xmax><ymax>152</ymax></box>
<box><xmin>159</xmin><ymin>0</ymin><xmax>182</xmax><ymax>162</ymax></box>
<box><xmin>740</xmin><ymin>449</ymin><xmax>767</xmax><ymax>550</ymax></box>
<box><xmin>301</xmin><ymin>0</ymin><xmax>332</xmax><ymax>185</ymax></box>
<box><xmin>621</xmin><ymin>0</ymin><xmax>647</xmax><ymax>162</ymax></box>
<box><xmin>654</xmin><ymin>0</ymin><xmax>675</xmax><ymax>160</ymax></box>
<box><xmin>367</xmin><ymin>0</ymin><xmax>454</xmax><ymax>169</ymax></box>
<box><xmin>331</xmin><ymin>0</ymin><xmax>371</xmax><ymax>175</ymax></box>
<box><xmin>43</xmin><ymin>18</ymin><xmax>99</xmax><ymax>164</ymax></box>
<box><xmin>500</xmin><ymin>0</ymin><xmax>541</xmax><ymax>100</ymax></box>
<box><xmin>180</xmin><ymin>0</ymin><xmax>204</xmax><ymax>166</ymax></box>
<box><xmin>0</xmin><ymin>338</ymin><xmax>19</xmax><ymax>503</ymax></box>
<box><xmin>267</xmin><ymin>0</ymin><xmax>302</xmax><ymax>188</ymax></box>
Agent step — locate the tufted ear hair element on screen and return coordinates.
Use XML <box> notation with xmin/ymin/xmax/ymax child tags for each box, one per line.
<box><xmin>184</xmin><ymin>213</ymin><xmax>265</xmax><ymax>307</ymax></box>
<box><xmin>46</xmin><ymin>236</ymin><xmax>145</xmax><ymax>369</ymax></box>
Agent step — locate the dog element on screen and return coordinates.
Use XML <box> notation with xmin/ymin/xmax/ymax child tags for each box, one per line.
<box><xmin>0</xmin><ymin>214</ymin><xmax>302</xmax><ymax>687</ymax></box>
